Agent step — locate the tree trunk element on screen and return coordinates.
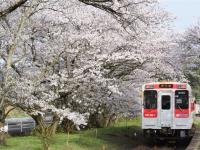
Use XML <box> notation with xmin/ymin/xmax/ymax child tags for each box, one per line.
<box><xmin>0</xmin><ymin>123</ymin><xmax>6</xmax><ymax>145</ymax></box>
<box><xmin>0</xmin><ymin>107</ymin><xmax>6</xmax><ymax>145</ymax></box>
<box><xmin>61</xmin><ymin>118</ymin><xmax>74</xmax><ymax>133</ymax></box>
<box><xmin>0</xmin><ymin>134</ymin><xmax>6</xmax><ymax>145</ymax></box>
<box><xmin>32</xmin><ymin>114</ymin><xmax>59</xmax><ymax>150</ymax></box>
<box><xmin>43</xmin><ymin>141</ymin><xmax>51</xmax><ymax>150</ymax></box>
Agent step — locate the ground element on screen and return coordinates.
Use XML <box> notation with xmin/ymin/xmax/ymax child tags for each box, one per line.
<box><xmin>0</xmin><ymin>117</ymin><xmax>145</xmax><ymax>150</ymax></box>
<box><xmin>1</xmin><ymin>116</ymin><xmax>198</xmax><ymax>150</ymax></box>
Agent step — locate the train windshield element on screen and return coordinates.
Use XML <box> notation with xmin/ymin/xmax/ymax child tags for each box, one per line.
<box><xmin>144</xmin><ymin>90</ymin><xmax>157</xmax><ymax>109</ymax></box>
<box><xmin>175</xmin><ymin>90</ymin><xmax>189</xmax><ymax>109</ymax></box>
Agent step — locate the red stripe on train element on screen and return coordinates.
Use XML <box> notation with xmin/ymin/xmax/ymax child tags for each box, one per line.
<box><xmin>175</xmin><ymin>109</ymin><xmax>189</xmax><ymax>118</ymax></box>
<box><xmin>144</xmin><ymin>109</ymin><xmax>157</xmax><ymax>118</ymax></box>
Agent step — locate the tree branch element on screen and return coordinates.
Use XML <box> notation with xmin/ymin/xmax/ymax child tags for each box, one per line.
<box><xmin>0</xmin><ymin>0</ymin><xmax>28</xmax><ymax>18</ymax></box>
<box><xmin>5</xmin><ymin>106</ymin><xmax>16</xmax><ymax>118</ymax></box>
<box><xmin>78</xmin><ymin>0</ymin><xmax>122</xmax><ymax>17</ymax></box>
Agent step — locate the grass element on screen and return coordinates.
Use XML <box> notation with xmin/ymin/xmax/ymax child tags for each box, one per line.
<box><xmin>7</xmin><ymin>108</ymin><xmax>29</xmax><ymax>118</ymax></box>
<box><xmin>194</xmin><ymin>116</ymin><xmax>200</xmax><ymax>128</ymax></box>
<box><xmin>0</xmin><ymin>117</ymin><xmax>143</xmax><ymax>150</ymax></box>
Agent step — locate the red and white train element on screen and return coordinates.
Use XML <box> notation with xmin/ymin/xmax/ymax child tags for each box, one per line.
<box><xmin>142</xmin><ymin>82</ymin><xmax>195</xmax><ymax>138</ymax></box>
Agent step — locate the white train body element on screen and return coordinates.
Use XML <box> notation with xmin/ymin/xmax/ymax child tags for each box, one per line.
<box><xmin>142</xmin><ymin>82</ymin><xmax>195</xmax><ymax>138</ymax></box>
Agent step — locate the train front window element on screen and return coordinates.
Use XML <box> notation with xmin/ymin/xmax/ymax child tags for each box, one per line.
<box><xmin>175</xmin><ymin>90</ymin><xmax>189</xmax><ymax>109</ymax></box>
<box><xmin>144</xmin><ymin>90</ymin><xmax>157</xmax><ymax>109</ymax></box>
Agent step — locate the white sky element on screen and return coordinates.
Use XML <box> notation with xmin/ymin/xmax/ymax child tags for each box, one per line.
<box><xmin>160</xmin><ymin>0</ymin><xmax>200</xmax><ymax>32</ymax></box>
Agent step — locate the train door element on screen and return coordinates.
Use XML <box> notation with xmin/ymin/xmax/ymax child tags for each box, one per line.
<box><xmin>160</xmin><ymin>93</ymin><xmax>173</xmax><ymax>127</ymax></box>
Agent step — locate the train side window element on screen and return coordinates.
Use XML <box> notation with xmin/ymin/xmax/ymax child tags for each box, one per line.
<box><xmin>144</xmin><ymin>90</ymin><xmax>157</xmax><ymax>109</ymax></box>
<box><xmin>162</xmin><ymin>95</ymin><xmax>170</xmax><ymax>110</ymax></box>
<box><xmin>175</xmin><ymin>90</ymin><xmax>189</xmax><ymax>109</ymax></box>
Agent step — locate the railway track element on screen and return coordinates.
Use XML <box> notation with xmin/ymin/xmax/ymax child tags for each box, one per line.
<box><xmin>186</xmin><ymin>128</ymin><xmax>200</xmax><ymax>150</ymax></box>
<box><xmin>151</xmin><ymin>139</ymin><xmax>191</xmax><ymax>150</ymax></box>
<box><xmin>134</xmin><ymin>139</ymin><xmax>190</xmax><ymax>150</ymax></box>
<box><xmin>147</xmin><ymin>128</ymin><xmax>199</xmax><ymax>150</ymax></box>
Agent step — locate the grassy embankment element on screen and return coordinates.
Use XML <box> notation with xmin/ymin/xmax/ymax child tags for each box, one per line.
<box><xmin>0</xmin><ymin>117</ymin><xmax>144</xmax><ymax>150</ymax></box>
<box><xmin>194</xmin><ymin>116</ymin><xmax>200</xmax><ymax>128</ymax></box>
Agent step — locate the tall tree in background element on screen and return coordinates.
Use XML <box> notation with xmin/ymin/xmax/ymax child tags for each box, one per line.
<box><xmin>177</xmin><ymin>24</ymin><xmax>200</xmax><ymax>100</ymax></box>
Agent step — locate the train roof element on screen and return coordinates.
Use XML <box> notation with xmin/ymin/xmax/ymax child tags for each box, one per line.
<box><xmin>144</xmin><ymin>82</ymin><xmax>189</xmax><ymax>85</ymax></box>
<box><xmin>142</xmin><ymin>82</ymin><xmax>191</xmax><ymax>91</ymax></box>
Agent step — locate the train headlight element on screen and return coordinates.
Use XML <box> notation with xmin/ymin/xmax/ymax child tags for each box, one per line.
<box><xmin>145</xmin><ymin>85</ymin><xmax>154</xmax><ymax>89</ymax></box>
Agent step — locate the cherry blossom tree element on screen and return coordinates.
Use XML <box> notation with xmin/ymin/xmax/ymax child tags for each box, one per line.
<box><xmin>176</xmin><ymin>24</ymin><xmax>200</xmax><ymax>99</ymax></box>
<box><xmin>0</xmin><ymin>1</ymin><xmax>182</xmax><ymax>148</ymax></box>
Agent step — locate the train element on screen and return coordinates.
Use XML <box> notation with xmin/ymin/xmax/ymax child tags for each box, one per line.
<box><xmin>141</xmin><ymin>82</ymin><xmax>195</xmax><ymax>139</ymax></box>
